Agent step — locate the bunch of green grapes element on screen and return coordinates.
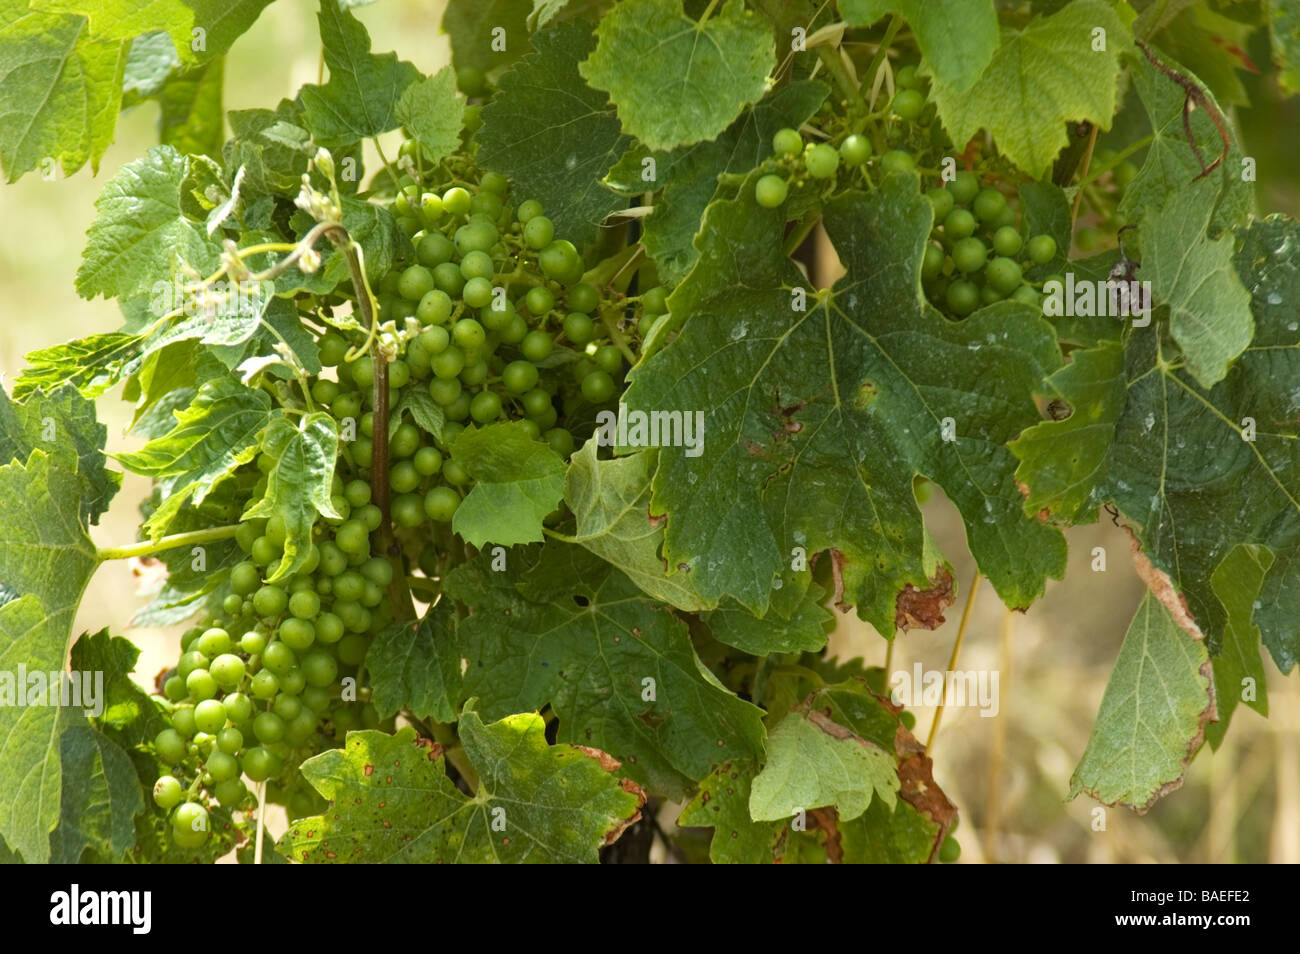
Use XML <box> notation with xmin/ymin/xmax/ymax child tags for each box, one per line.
<box><xmin>148</xmin><ymin>147</ymin><xmax>669</xmax><ymax>849</ymax></box>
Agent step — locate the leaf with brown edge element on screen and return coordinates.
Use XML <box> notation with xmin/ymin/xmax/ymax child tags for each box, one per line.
<box><xmin>895</xmin><ymin>567</ymin><xmax>956</xmax><ymax>631</ymax></box>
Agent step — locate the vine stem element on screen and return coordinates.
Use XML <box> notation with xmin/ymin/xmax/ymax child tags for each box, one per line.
<box><xmin>816</xmin><ymin>44</ymin><xmax>863</xmax><ymax>113</ymax></box>
<box><xmin>925</xmin><ymin>571</ymin><xmax>981</xmax><ymax>753</ymax></box>
<box><xmin>699</xmin><ymin>0</ymin><xmax>720</xmax><ymax>23</ymax></box>
<box><xmin>982</xmin><ymin>605</ymin><xmax>1014</xmax><ymax>862</ymax></box>
<box><xmin>97</xmin><ymin>524</ymin><xmax>241</xmax><ymax>561</ymax></box>
<box><xmin>254</xmin><ymin>780</ymin><xmax>267</xmax><ymax>865</ymax></box>
<box><xmin>1070</xmin><ymin>123</ymin><xmax>1100</xmax><ymax>226</ymax></box>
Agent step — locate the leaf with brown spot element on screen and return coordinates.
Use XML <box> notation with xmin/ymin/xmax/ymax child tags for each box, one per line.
<box><xmin>894</xmin><ymin>567</ymin><xmax>955</xmax><ymax>631</ymax></box>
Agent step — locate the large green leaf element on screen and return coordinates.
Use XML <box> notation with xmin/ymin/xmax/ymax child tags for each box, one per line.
<box><xmin>1205</xmin><ymin>544</ymin><xmax>1272</xmax><ymax>748</ymax></box>
<box><xmin>281</xmin><ymin>714</ymin><xmax>644</xmax><ymax>863</ymax></box>
<box><xmin>157</xmin><ymin>57</ymin><xmax>225</xmax><ymax>159</ymax></box>
<box><xmin>1141</xmin><ymin>180</ymin><xmax>1252</xmax><ymax>388</ymax></box>
<box><xmin>624</xmin><ymin>174</ymin><xmax>1066</xmax><ymax>628</ymax></box>
<box><xmin>0</xmin><ymin>451</ymin><xmax>101</xmax><ymax>863</ymax></box>
<box><xmin>116</xmin><ymin>377</ymin><xmax>273</xmax><ymax>540</ymax></box>
<box><xmin>1013</xmin><ymin>217</ymin><xmax>1300</xmax><ymax>671</ymax></box>
<box><xmin>394</xmin><ymin>66</ymin><xmax>464</xmax><ymax>165</ymax></box>
<box><xmin>441</xmin><ymin>0</ymin><xmax>533</xmax><ymax>75</ymax></box>
<box><xmin>605</xmin><ymin>79</ymin><xmax>827</xmax><ymax>286</ymax></box>
<box><xmin>1271</xmin><ymin>0</ymin><xmax>1300</xmax><ymax>94</ymax></box>
<box><xmin>366</xmin><ymin>600</ymin><xmax>462</xmax><ymax>725</ymax></box>
<box><xmin>926</xmin><ymin>0</ymin><xmax>1131</xmax><ymax>179</ymax></box>
<box><xmin>0</xmin><ymin>3</ymin><xmax>123</xmax><ymax>181</ymax></box>
<box><xmin>839</xmin><ymin>0</ymin><xmax>998</xmax><ymax>93</ymax></box>
<box><xmin>75</xmin><ymin>145</ymin><xmax>221</xmax><ymax>301</ymax></box>
<box><xmin>0</xmin><ymin>382</ymin><xmax>120</xmax><ymax>525</ymax></box>
<box><xmin>242</xmin><ymin>412</ymin><xmax>341</xmax><ymax>582</ymax></box>
<box><xmin>48</xmin><ymin>726</ymin><xmax>141</xmax><ymax>864</ymax></box>
<box><xmin>749</xmin><ymin>709</ymin><xmax>899</xmax><ymax>822</ymax></box>
<box><xmin>579</xmin><ymin>0</ymin><xmax>775</xmax><ymax>150</ymax></box>
<box><xmin>477</xmin><ymin>21</ymin><xmax>629</xmax><ymax>249</ymax></box>
<box><xmin>298</xmin><ymin>0</ymin><xmax>420</xmax><ymax>147</ymax></box>
<box><xmin>448</xmin><ymin>544</ymin><xmax>765</xmax><ymax>796</ymax></box>
<box><xmin>562</xmin><ymin>440</ymin><xmax>710</xmax><ymax>611</ymax></box>
<box><xmin>450</xmin><ymin>421</ymin><xmax>566</xmax><ymax>547</ymax></box>
<box><xmin>703</xmin><ymin>581</ymin><xmax>833</xmax><ymax>655</ymax></box>
<box><xmin>1069</xmin><ymin>593</ymin><xmax>1213</xmax><ymax>812</ymax></box>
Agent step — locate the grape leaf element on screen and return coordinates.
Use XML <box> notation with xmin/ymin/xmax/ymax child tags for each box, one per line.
<box><xmin>749</xmin><ymin>709</ymin><xmax>899</xmax><ymax>822</ymax></box>
<box><xmin>562</xmin><ymin>440</ymin><xmax>710</xmax><ymax>611</ymax></box>
<box><xmin>678</xmin><ymin>758</ymin><xmax>781</xmax><ymax>864</ymax></box>
<box><xmin>450</xmin><ymin>421</ymin><xmax>566</xmax><ymax>547</ymax></box>
<box><xmin>69</xmin><ymin>629</ymin><xmax>168</xmax><ymax>751</ymax></box>
<box><xmin>13</xmin><ymin>333</ymin><xmax>143</xmax><ymax>400</ymax></box>
<box><xmin>624</xmin><ymin>174</ymin><xmax>1067</xmax><ymax>628</ymax></box>
<box><xmin>282</xmin><ymin>714</ymin><xmax>644</xmax><ymax>863</ymax></box>
<box><xmin>1117</xmin><ymin>50</ymin><xmax>1253</xmax><ymax>239</ymax></box>
<box><xmin>0</xmin><ymin>451</ymin><xmax>101</xmax><ymax>863</ymax></box>
<box><xmin>0</xmin><ymin>4</ymin><xmax>123</xmax><ymax>181</ymax></box>
<box><xmin>115</xmin><ymin>377</ymin><xmax>273</xmax><ymax>540</ymax></box>
<box><xmin>579</xmin><ymin>0</ymin><xmax>775</xmax><ymax>151</ymax></box>
<box><xmin>1069</xmin><ymin>593</ymin><xmax>1213</xmax><ymax>812</ymax></box>
<box><xmin>223</xmin><ymin>103</ymin><xmax>314</xmax><ymax>196</ymax></box>
<box><xmin>76</xmin><ymin>145</ymin><xmax>221</xmax><ymax>301</ymax></box>
<box><xmin>441</xmin><ymin>0</ymin><xmax>533</xmax><ymax>75</ymax></box>
<box><xmin>394</xmin><ymin>66</ymin><xmax>464</xmax><ymax>165</ymax></box>
<box><xmin>242</xmin><ymin>412</ymin><xmax>342</xmax><ymax>582</ymax></box>
<box><xmin>157</xmin><ymin>58</ymin><xmax>225</xmax><ymax>159</ymax></box>
<box><xmin>390</xmin><ymin>386</ymin><xmax>445</xmax><ymax>443</ymax></box>
<box><xmin>1271</xmin><ymin>0</ymin><xmax>1300</xmax><ymax>94</ymax></box>
<box><xmin>1141</xmin><ymin>179</ymin><xmax>1253</xmax><ymax>388</ymax></box>
<box><xmin>448</xmin><ymin>544</ymin><xmax>765</xmax><ymax>796</ymax></box>
<box><xmin>48</xmin><ymin>726</ymin><xmax>141</xmax><ymax>864</ymax></box>
<box><xmin>604</xmin><ymin>79</ymin><xmax>827</xmax><ymax>286</ymax></box>
<box><xmin>837</xmin><ymin>798</ymin><xmax>941</xmax><ymax>863</ymax></box>
<box><xmin>926</xmin><ymin>0</ymin><xmax>1131</xmax><ymax>179</ymax></box>
<box><xmin>703</xmin><ymin>581</ymin><xmax>833</xmax><ymax>655</ymax></box>
<box><xmin>839</xmin><ymin>0</ymin><xmax>998</xmax><ymax>93</ymax></box>
<box><xmin>299</xmin><ymin>0</ymin><xmax>420</xmax><ymax>147</ymax></box>
<box><xmin>477</xmin><ymin>21</ymin><xmax>629</xmax><ymax>249</ymax></box>
<box><xmin>0</xmin><ymin>382</ymin><xmax>120</xmax><ymax>525</ymax></box>
<box><xmin>530</xmin><ymin>0</ymin><xmax>572</xmax><ymax>30</ymax></box>
<box><xmin>1205</xmin><ymin>544</ymin><xmax>1272</xmax><ymax>749</ymax></box>
<box><xmin>366</xmin><ymin>600</ymin><xmax>462</xmax><ymax>725</ymax></box>
<box><xmin>1013</xmin><ymin>216</ymin><xmax>1300</xmax><ymax>671</ymax></box>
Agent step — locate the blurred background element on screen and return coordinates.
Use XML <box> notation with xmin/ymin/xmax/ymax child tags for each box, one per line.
<box><xmin>0</xmin><ymin>0</ymin><xmax>1294</xmax><ymax>863</ymax></box>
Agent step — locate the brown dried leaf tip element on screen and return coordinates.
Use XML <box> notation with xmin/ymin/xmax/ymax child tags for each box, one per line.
<box><xmin>894</xmin><ymin>568</ymin><xmax>955</xmax><ymax>631</ymax></box>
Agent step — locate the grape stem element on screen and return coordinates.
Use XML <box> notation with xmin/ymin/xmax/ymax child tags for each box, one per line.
<box><xmin>97</xmin><ymin>524</ymin><xmax>241</xmax><ymax>561</ymax></box>
<box><xmin>254</xmin><ymin>780</ymin><xmax>267</xmax><ymax>865</ymax></box>
<box><xmin>925</xmin><ymin>571</ymin><xmax>981</xmax><ymax>753</ymax></box>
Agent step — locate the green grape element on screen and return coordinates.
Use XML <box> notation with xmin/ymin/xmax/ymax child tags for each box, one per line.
<box><xmin>272</xmin><ymin>694</ymin><xmax>303</xmax><ymax>721</ymax></box>
<box><xmin>416</xmin><ymin>231</ymin><xmax>455</xmax><ymax>268</ymax></box>
<box><xmin>442</xmin><ymin>186</ymin><xmax>472</xmax><ymax>216</ymax></box>
<box><xmin>545</xmin><ymin>428</ymin><xmax>574</xmax><ymax>458</ymax></box>
<box><xmin>1026</xmin><ymin>234</ymin><xmax>1057</xmax><ymax>264</ymax></box>
<box><xmin>302</xmin><ymin>651</ymin><xmax>339</xmax><ymax>688</ymax></box>
<box><xmin>250</xmin><ymin>669</ymin><xmax>279</xmax><ymax>700</ymax></box>
<box><xmin>393</xmin><ymin>493</ymin><xmax>426</xmax><ymax>528</ymax></box>
<box><xmin>172</xmin><ymin>802</ymin><xmax>209</xmax><ymax>837</ymax></box>
<box><xmin>642</xmin><ymin>286</ymin><xmax>668</xmax><ymax>314</ymax></box>
<box><xmin>424</xmin><ymin>486</ymin><xmax>461</xmax><ymax>522</ymax></box>
<box><xmin>951</xmin><ymin>236</ymin><xmax>988</xmax><ymax>273</ymax></box>
<box><xmin>459</xmin><ymin>249</ymin><xmax>494</xmax><ymax>281</ymax></box>
<box><xmin>280</xmin><ymin>618</ymin><xmax>315</xmax><ymax>651</ymax></box>
<box><xmin>216</xmin><ymin>726</ymin><xmax>244</xmax><ymax>755</ymax></box>
<box><xmin>235</xmin><ymin>521</ymin><xmax>260</xmax><ymax>553</ymax></box>
<box><xmin>253</xmin><ymin>711</ymin><xmax>286</xmax><ymax>743</ymax></box>
<box><xmin>253</xmin><ymin>584</ymin><xmax>288</xmax><ymax>618</ymax></box>
<box><xmin>335</xmin><ymin>519</ymin><xmax>370</xmax><ymax>555</ymax></box>
<box><xmin>772</xmin><ymin>127</ymin><xmax>803</xmax><ymax>157</ymax></box>
<box><xmin>567</xmin><ymin>282</ymin><xmax>600</xmax><ymax>314</ymax></box>
<box><xmin>892</xmin><ymin>88</ymin><xmax>925</xmax><ymax>120</ymax></box>
<box><xmin>262</xmin><ymin>641</ymin><xmax>297</xmax><ymax>675</ymax></box>
<box><xmin>755</xmin><ymin>174</ymin><xmax>788</xmax><ymax>208</ymax></box>
<box><xmin>502</xmin><ymin>360</ymin><xmax>539</xmax><ymax>394</ymax></box>
<box><xmin>563</xmin><ymin>312</ymin><xmax>594</xmax><ymax>344</ymax></box>
<box><xmin>429</xmin><ymin>376</ymin><xmax>462</xmax><ymax>406</ymax></box>
<box><xmin>517</xmin><ymin>198</ymin><xmax>544</xmax><ymax>222</ymax></box>
<box><xmin>1011</xmin><ymin>285</ymin><xmax>1040</xmax><ymax>307</ymax></box>
<box><xmin>581</xmin><ymin>370</ymin><xmax>616</xmax><ymax>403</ymax></box>
<box><xmin>197</xmin><ymin>627</ymin><xmax>231</xmax><ymax>657</ymax></box>
<box><xmin>250</xmin><ymin>535</ymin><xmax>279</xmax><ymax>566</ymax></box>
<box><xmin>163</xmin><ymin>675</ymin><xmax>186</xmax><ymax>701</ymax></box>
<box><xmin>470</xmin><ymin>390</ymin><xmax>503</xmax><ymax>423</ymax></box>
<box><xmin>481</xmin><ymin>173</ymin><xmax>509</xmax><ymax>197</ymax></box>
<box><xmin>223</xmin><ymin>692</ymin><xmax>253</xmax><ymax>724</ymax></box>
<box><xmin>214</xmin><ymin>778</ymin><xmax>248</xmax><ymax>808</ymax></box>
<box><xmin>153</xmin><ymin>775</ymin><xmax>184</xmax><ymax>809</ymax></box>
<box><xmin>333</xmin><ymin>571</ymin><xmax>365</xmax><ymax>602</ymax></box>
<box><xmin>895</xmin><ymin>64</ymin><xmax>920</xmax><ymax>89</ymax></box>
<box><xmin>986</xmin><ymin>256</ymin><xmax>1023</xmax><ymax>295</ymax></box>
<box><xmin>242</xmin><ymin>747</ymin><xmax>277</xmax><ymax>783</ymax></box>
<box><xmin>921</xmin><ymin>244</ymin><xmax>944</xmax><ymax>282</ymax></box>
<box><xmin>461</xmin><ymin>276</ymin><xmax>492</xmax><ymax>309</ymax></box>
<box><xmin>992</xmin><ymin>225</ymin><xmax>1024</xmax><ymax>257</ymax></box>
<box><xmin>880</xmin><ymin>150</ymin><xmax>914</xmax><ymax>174</ymax></box>
<box><xmin>337</xmin><ymin>634</ymin><xmax>370</xmax><ymax>667</ymax></box>
<box><xmin>310</xmin><ymin>378</ymin><xmax>340</xmax><ymax>406</ymax></box>
<box><xmin>186</xmin><ymin>669</ymin><xmax>219</xmax><ymax>701</ymax></box>
<box><xmin>926</xmin><ymin>187</ymin><xmax>954</xmax><ymax>221</ymax></box>
<box><xmin>453</xmin><ymin>317</ymin><xmax>487</xmax><ymax>351</ymax></box>
<box><xmin>803</xmin><ymin>142</ymin><xmax>839</xmax><ymax>179</ymax></box>
<box><xmin>946</xmin><ymin>171</ymin><xmax>980</xmax><ymax>205</ymax></box>
<box><xmin>469</xmin><ymin>191</ymin><xmax>503</xmax><ymax>218</ymax></box>
<box><xmin>944</xmin><ymin>208</ymin><xmax>977</xmax><ymax>239</ymax></box>
<box><xmin>360</xmin><ymin>556</ymin><xmax>393</xmax><ymax>587</ymax></box>
<box><xmin>210</xmin><ymin>654</ymin><xmax>245</xmax><ymax>689</ymax></box>
<box><xmin>315</xmin><ymin>612</ymin><xmax>345</xmax><ymax>645</ymax></box>
<box><xmin>433</xmin><ymin>261</ymin><xmax>466</xmax><ymax>296</ymax></box>
<box><xmin>444</xmin><ymin>392</ymin><xmax>472</xmax><ymax>422</ymax></box>
<box><xmin>539</xmin><ymin>240</ymin><xmax>583</xmax><ymax>284</ymax></box>
<box><xmin>178</xmin><ymin>650</ymin><xmax>209</xmax><ymax>681</ymax></box>
<box><xmin>319</xmin><ymin>333</ymin><xmax>349</xmax><ymax>366</ymax></box>
<box><xmin>285</xmin><ymin>710</ymin><xmax>320</xmax><ymax>746</ymax></box>
<box><xmin>839</xmin><ymin>134</ymin><xmax>871</xmax><ymax>166</ymax></box>
<box><xmin>432</xmin><ymin>346</ymin><xmax>466</xmax><ymax>379</ymax></box>
<box><xmin>899</xmin><ymin>710</ymin><xmax>917</xmax><ymax>731</ymax></box>
<box><xmin>154</xmin><ymin>728</ymin><xmax>186</xmax><ymax>764</ymax></box>
<box><xmin>946</xmin><ymin>279</ymin><xmax>980</xmax><ymax>316</ymax></box>
<box><xmin>206</xmin><ymin>750</ymin><xmax>240</xmax><ymax>782</ymax></box>
<box><xmin>289</xmin><ymin>590</ymin><xmax>321</xmax><ymax>620</ymax></box>
<box><xmin>523</xmin><ymin>215</ymin><xmax>555</xmax><ymax>250</ymax></box>
<box><xmin>455</xmin><ymin>221</ymin><xmax>497</xmax><ymax>256</ymax></box>
<box><xmin>397</xmin><ymin>265</ymin><xmax>436</xmax><ymax>302</ymax></box>
<box><xmin>971</xmin><ymin>187</ymin><xmax>1007</xmax><ymax>223</ymax></box>
<box><xmin>194</xmin><ymin>698</ymin><xmax>227</xmax><ymax>734</ymax></box>
<box><xmin>520</xmin><ymin>329</ymin><xmax>553</xmax><ymax>362</ymax></box>
<box><xmin>357</xmin><ymin>504</ymin><xmax>383</xmax><ymax>532</ymax></box>
<box><xmin>389</xmin><ymin>460</ymin><xmax>420</xmax><ymax>494</ymax></box>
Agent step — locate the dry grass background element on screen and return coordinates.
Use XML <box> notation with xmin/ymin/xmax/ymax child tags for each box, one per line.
<box><xmin>0</xmin><ymin>0</ymin><xmax>1294</xmax><ymax>863</ymax></box>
